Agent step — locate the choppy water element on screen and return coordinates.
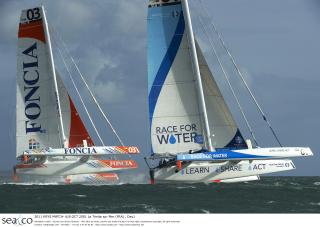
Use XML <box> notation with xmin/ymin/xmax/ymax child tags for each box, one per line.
<box><xmin>0</xmin><ymin>171</ymin><xmax>319</xmax><ymax>213</ymax></box>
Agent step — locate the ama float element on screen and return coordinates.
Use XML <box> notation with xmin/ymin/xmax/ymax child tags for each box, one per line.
<box><xmin>146</xmin><ymin>0</ymin><xmax>313</xmax><ymax>183</ymax></box>
<box><xmin>15</xmin><ymin>6</ymin><xmax>139</xmax><ymax>184</ymax></box>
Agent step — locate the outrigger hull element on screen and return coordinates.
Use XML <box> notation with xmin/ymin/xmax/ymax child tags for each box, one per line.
<box><xmin>65</xmin><ymin>173</ymin><xmax>119</xmax><ymax>184</ymax></box>
<box><xmin>15</xmin><ymin>157</ymin><xmax>138</xmax><ymax>176</ymax></box>
<box><xmin>154</xmin><ymin>159</ymin><xmax>295</xmax><ymax>183</ymax></box>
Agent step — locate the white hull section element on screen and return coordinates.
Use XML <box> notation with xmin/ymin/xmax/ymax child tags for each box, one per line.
<box><xmin>16</xmin><ymin>157</ymin><xmax>138</xmax><ymax>176</ymax></box>
<box><xmin>24</xmin><ymin>146</ymin><xmax>140</xmax><ymax>156</ymax></box>
<box><xmin>218</xmin><ymin>175</ymin><xmax>260</xmax><ymax>183</ymax></box>
<box><xmin>177</xmin><ymin>147</ymin><xmax>313</xmax><ymax>161</ymax></box>
<box><xmin>154</xmin><ymin>159</ymin><xmax>295</xmax><ymax>183</ymax></box>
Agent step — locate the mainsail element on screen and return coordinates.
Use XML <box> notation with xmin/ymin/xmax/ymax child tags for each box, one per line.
<box><xmin>147</xmin><ymin>0</ymin><xmax>246</xmax><ymax>156</ymax></box>
<box><xmin>16</xmin><ymin>7</ymin><xmax>93</xmax><ymax>158</ymax></box>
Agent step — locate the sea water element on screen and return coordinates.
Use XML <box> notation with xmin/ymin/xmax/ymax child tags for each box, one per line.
<box><xmin>0</xmin><ymin>171</ymin><xmax>319</xmax><ymax>213</ymax></box>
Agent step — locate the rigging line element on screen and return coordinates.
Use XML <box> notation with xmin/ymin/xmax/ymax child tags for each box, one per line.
<box><xmin>42</xmin><ymin>7</ymin><xmax>66</xmax><ymax>148</ymax></box>
<box><xmin>198</xmin><ymin>0</ymin><xmax>282</xmax><ymax>147</ymax></box>
<box><xmin>68</xmin><ymin>53</ymin><xmax>125</xmax><ymax>147</ymax></box>
<box><xmin>53</xmin><ymin>39</ymin><xmax>105</xmax><ymax>146</ymax></box>
<box><xmin>193</xmin><ymin>4</ymin><xmax>259</xmax><ymax>147</ymax></box>
<box><xmin>183</xmin><ymin>0</ymin><xmax>214</xmax><ymax>151</ymax></box>
<box><xmin>51</xmin><ymin>26</ymin><xmax>125</xmax><ymax>147</ymax></box>
<box><xmin>187</xmin><ymin>32</ymin><xmax>211</xmax><ymax>150</ymax></box>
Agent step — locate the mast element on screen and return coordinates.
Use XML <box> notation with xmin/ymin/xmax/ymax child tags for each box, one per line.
<box><xmin>42</xmin><ymin>6</ymin><xmax>67</xmax><ymax>148</ymax></box>
<box><xmin>182</xmin><ymin>0</ymin><xmax>214</xmax><ymax>151</ymax></box>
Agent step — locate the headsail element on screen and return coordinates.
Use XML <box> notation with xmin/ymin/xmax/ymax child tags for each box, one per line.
<box><xmin>16</xmin><ymin>7</ymin><xmax>93</xmax><ymax>158</ymax></box>
<box><xmin>147</xmin><ymin>0</ymin><xmax>246</xmax><ymax>156</ymax></box>
<box><xmin>57</xmin><ymin>72</ymin><xmax>94</xmax><ymax>148</ymax></box>
<box><xmin>196</xmin><ymin>42</ymin><xmax>247</xmax><ymax>149</ymax></box>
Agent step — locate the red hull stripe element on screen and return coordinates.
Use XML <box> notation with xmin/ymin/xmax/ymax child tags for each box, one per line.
<box><xmin>68</xmin><ymin>96</ymin><xmax>94</xmax><ymax>147</ymax></box>
<box><xmin>15</xmin><ymin>164</ymin><xmax>46</xmax><ymax>169</ymax></box>
<box><xmin>96</xmin><ymin>173</ymin><xmax>119</xmax><ymax>180</ymax></box>
<box><xmin>18</xmin><ymin>20</ymin><xmax>46</xmax><ymax>43</ymax></box>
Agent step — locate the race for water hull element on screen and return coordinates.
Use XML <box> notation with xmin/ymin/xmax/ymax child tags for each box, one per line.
<box><xmin>154</xmin><ymin>159</ymin><xmax>295</xmax><ymax>183</ymax></box>
<box><xmin>146</xmin><ymin>0</ymin><xmax>313</xmax><ymax>183</ymax></box>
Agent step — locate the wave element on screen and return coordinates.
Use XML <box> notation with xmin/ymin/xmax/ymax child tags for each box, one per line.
<box><xmin>1</xmin><ymin>182</ymin><xmax>60</xmax><ymax>186</ymax></box>
<box><xmin>201</xmin><ymin>209</ymin><xmax>210</xmax><ymax>213</ymax></box>
<box><xmin>1</xmin><ymin>181</ymin><xmax>148</xmax><ymax>186</ymax></box>
<box><xmin>176</xmin><ymin>185</ymin><xmax>197</xmax><ymax>189</ymax></box>
<box><xmin>309</xmin><ymin>202</ymin><xmax>320</xmax><ymax>206</ymax></box>
<box><xmin>273</xmin><ymin>182</ymin><xmax>284</xmax><ymax>187</ymax></box>
<box><xmin>72</xmin><ymin>194</ymin><xmax>87</xmax><ymax>198</ymax></box>
<box><xmin>140</xmin><ymin>204</ymin><xmax>159</xmax><ymax>213</ymax></box>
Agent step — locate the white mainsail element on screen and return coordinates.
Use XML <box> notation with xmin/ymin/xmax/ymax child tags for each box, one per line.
<box><xmin>16</xmin><ymin>7</ymin><xmax>93</xmax><ymax>158</ymax></box>
<box><xmin>147</xmin><ymin>0</ymin><xmax>246</xmax><ymax>156</ymax></box>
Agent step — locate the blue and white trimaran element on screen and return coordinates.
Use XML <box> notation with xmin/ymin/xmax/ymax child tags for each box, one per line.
<box><xmin>15</xmin><ymin>6</ymin><xmax>140</xmax><ymax>184</ymax></box>
<box><xmin>146</xmin><ymin>0</ymin><xmax>313</xmax><ymax>183</ymax></box>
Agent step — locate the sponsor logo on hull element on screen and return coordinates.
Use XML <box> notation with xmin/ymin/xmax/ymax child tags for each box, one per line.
<box><xmin>100</xmin><ymin>160</ymin><xmax>138</xmax><ymax>169</ymax></box>
<box><xmin>87</xmin><ymin>160</ymin><xmax>138</xmax><ymax>169</ymax></box>
<box><xmin>250</xmin><ymin>164</ymin><xmax>266</xmax><ymax>170</ymax></box>
<box><xmin>216</xmin><ymin>164</ymin><xmax>243</xmax><ymax>173</ymax></box>
<box><xmin>181</xmin><ymin>167</ymin><xmax>209</xmax><ymax>175</ymax></box>
<box><xmin>64</xmin><ymin>147</ymin><xmax>97</xmax><ymax>155</ymax></box>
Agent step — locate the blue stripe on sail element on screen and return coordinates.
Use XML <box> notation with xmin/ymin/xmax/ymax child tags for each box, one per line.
<box><xmin>148</xmin><ymin>13</ymin><xmax>185</xmax><ymax>122</ymax></box>
<box><xmin>147</xmin><ymin>3</ymin><xmax>182</xmax><ymax>94</ymax></box>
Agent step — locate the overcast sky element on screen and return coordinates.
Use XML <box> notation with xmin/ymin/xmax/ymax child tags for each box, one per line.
<box><xmin>0</xmin><ymin>0</ymin><xmax>319</xmax><ymax>177</ymax></box>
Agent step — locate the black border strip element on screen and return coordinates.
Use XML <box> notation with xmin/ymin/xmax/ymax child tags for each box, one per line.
<box><xmin>148</xmin><ymin>2</ymin><xmax>181</xmax><ymax>8</ymax></box>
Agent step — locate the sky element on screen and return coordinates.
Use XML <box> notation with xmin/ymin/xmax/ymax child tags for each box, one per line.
<box><xmin>0</xmin><ymin>0</ymin><xmax>319</xmax><ymax>177</ymax></box>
